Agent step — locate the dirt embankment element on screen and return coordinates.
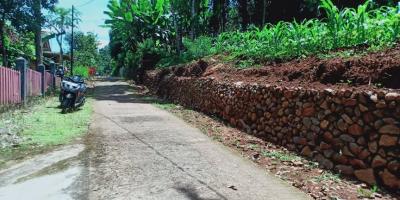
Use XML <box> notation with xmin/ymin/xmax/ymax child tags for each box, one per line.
<box><xmin>153</xmin><ymin>44</ymin><xmax>400</xmax><ymax>91</ymax></box>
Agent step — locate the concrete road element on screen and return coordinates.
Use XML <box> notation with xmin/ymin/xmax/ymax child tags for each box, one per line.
<box><xmin>87</xmin><ymin>80</ymin><xmax>310</xmax><ymax>200</ymax></box>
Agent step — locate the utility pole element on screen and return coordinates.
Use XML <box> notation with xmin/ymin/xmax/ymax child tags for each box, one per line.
<box><xmin>70</xmin><ymin>5</ymin><xmax>74</xmax><ymax>76</ymax></box>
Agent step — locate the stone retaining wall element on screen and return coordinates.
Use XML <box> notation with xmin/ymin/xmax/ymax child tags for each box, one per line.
<box><xmin>144</xmin><ymin>71</ymin><xmax>400</xmax><ymax>189</ymax></box>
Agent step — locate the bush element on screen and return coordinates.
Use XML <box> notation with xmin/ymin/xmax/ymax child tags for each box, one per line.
<box><xmin>137</xmin><ymin>39</ymin><xmax>161</xmax><ymax>57</ymax></box>
<box><xmin>155</xmin><ymin>36</ymin><xmax>215</xmax><ymax>69</ymax></box>
<box><xmin>157</xmin><ymin>52</ymin><xmax>185</xmax><ymax>68</ymax></box>
<box><xmin>182</xmin><ymin>36</ymin><xmax>215</xmax><ymax>60</ymax></box>
<box><xmin>73</xmin><ymin>66</ymin><xmax>89</xmax><ymax>78</ymax></box>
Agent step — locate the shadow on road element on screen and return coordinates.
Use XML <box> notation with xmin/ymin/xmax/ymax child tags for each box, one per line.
<box><xmin>92</xmin><ymin>80</ymin><xmax>162</xmax><ymax>104</ymax></box>
<box><xmin>174</xmin><ymin>184</ymin><xmax>224</xmax><ymax>200</ymax></box>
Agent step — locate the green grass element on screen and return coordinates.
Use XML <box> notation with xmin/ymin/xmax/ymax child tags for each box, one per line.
<box><xmin>153</xmin><ymin>103</ymin><xmax>177</xmax><ymax>110</ymax></box>
<box><xmin>261</xmin><ymin>150</ymin><xmax>301</xmax><ymax>162</ymax></box>
<box><xmin>357</xmin><ymin>185</ymin><xmax>379</xmax><ymax>198</ymax></box>
<box><xmin>313</xmin><ymin>171</ymin><xmax>341</xmax><ymax>183</ymax></box>
<box><xmin>248</xmin><ymin>144</ymin><xmax>260</xmax><ymax>151</ymax></box>
<box><xmin>212</xmin><ymin>135</ymin><xmax>223</xmax><ymax>142</ymax></box>
<box><xmin>22</xmin><ymin>98</ymin><xmax>93</xmax><ymax>145</ymax></box>
<box><xmin>0</xmin><ymin>97</ymin><xmax>93</xmax><ymax>167</ymax></box>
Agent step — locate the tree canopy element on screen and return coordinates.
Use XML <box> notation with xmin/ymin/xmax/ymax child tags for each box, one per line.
<box><xmin>66</xmin><ymin>31</ymin><xmax>100</xmax><ymax>68</ymax></box>
<box><xmin>0</xmin><ymin>0</ymin><xmax>58</xmax><ymax>67</ymax></box>
<box><xmin>104</xmin><ymin>0</ymin><xmax>398</xmax><ymax>79</ymax></box>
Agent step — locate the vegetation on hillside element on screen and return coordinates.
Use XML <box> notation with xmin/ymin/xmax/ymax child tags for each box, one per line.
<box><xmin>215</xmin><ymin>0</ymin><xmax>400</xmax><ymax>64</ymax></box>
<box><xmin>104</xmin><ymin>0</ymin><xmax>399</xmax><ymax>79</ymax></box>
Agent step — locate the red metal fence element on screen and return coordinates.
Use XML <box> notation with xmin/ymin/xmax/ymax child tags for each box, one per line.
<box><xmin>27</xmin><ymin>68</ymin><xmax>42</xmax><ymax>97</ymax></box>
<box><xmin>45</xmin><ymin>71</ymin><xmax>53</xmax><ymax>91</ymax></box>
<box><xmin>1</xmin><ymin>64</ymin><xmax>60</xmax><ymax>106</ymax></box>
<box><xmin>0</xmin><ymin>67</ymin><xmax>21</xmax><ymax>104</ymax></box>
<box><xmin>56</xmin><ymin>77</ymin><xmax>61</xmax><ymax>88</ymax></box>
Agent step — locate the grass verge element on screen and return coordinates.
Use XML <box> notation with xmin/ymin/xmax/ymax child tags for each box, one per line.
<box><xmin>153</xmin><ymin>102</ymin><xmax>178</xmax><ymax>110</ymax></box>
<box><xmin>0</xmin><ymin>96</ymin><xmax>93</xmax><ymax>168</ymax></box>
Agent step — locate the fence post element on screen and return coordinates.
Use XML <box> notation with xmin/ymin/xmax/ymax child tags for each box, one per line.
<box><xmin>16</xmin><ymin>57</ymin><xmax>27</xmax><ymax>104</ymax></box>
<box><xmin>37</xmin><ymin>64</ymin><xmax>45</xmax><ymax>97</ymax></box>
<box><xmin>50</xmin><ymin>61</ymin><xmax>56</xmax><ymax>90</ymax></box>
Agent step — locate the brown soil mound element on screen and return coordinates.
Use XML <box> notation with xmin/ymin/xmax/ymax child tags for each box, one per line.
<box><xmin>167</xmin><ymin>44</ymin><xmax>400</xmax><ymax>90</ymax></box>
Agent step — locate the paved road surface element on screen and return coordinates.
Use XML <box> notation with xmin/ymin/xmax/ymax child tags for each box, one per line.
<box><xmin>0</xmin><ymin>79</ymin><xmax>310</xmax><ymax>200</ymax></box>
<box><xmin>86</xmin><ymin>80</ymin><xmax>310</xmax><ymax>200</ymax></box>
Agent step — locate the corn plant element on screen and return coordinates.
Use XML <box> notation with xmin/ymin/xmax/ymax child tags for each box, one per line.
<box><xmin>320</xmin><ymin>0</ymin><xmax>342</xmax><ymax>48</ymax></box>
<box><xmin>209</xmin><ymin>0</ymin><xmax>400</xmax><ymax>67</ymax></box>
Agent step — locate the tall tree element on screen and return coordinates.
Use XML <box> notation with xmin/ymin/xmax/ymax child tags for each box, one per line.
<box><xmin>0</xmin><ymin>0</ymin><xmax>26</xmax><ymax>67</ymax></box>
<box><xmin>46</xmin><ymin>7</ymin><xmax>80</xmax><ymax>67</ymax></box>
<box><xmin>171</xmin><ymin>0</ymin><xmax>182</xmax><ymax>54</ymax></box>
<box><xmin>262</xmin><ymin>0</ymin><xmax>266</xmax><ymax>26</ymax></box>
<box><xmin>27</xmin><ymin>0</ymin><xmax>58</xmax><ymax>66</ymax></box>
<box><xmin>210</xmin><ymin>0</ymin><xmax>226</xmax><ymax>34</ymax></box>
<box><xmin>65</xmin><ymin>31</ymin><xmax>99</xmax><ymax>67</ymax></box>
<box><xmin>32</xmin><ymin>0</ymin><xmax>43</xmax><ymax>66</ymax></box>
<box><xmin>237</xmin><ymin>0</ymin><xmax>249</xmax><ymax>30</ymax></box>
<box><xmin>98</xmin><ymin>45</ymin><xmax>112</xmax><ymax>74</ymax></box>
<box><xmin>220</xmin><ymin>0</ymin><xmax>228</xmax><ymax>32</ymax></box>
<box><xmin>190</xmin><ymin>0</ymin><xmax>197</xmax><ymax>39</ymax></box>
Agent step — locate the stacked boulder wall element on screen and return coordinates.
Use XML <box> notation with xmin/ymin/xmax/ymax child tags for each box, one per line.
<box><xmin>144</xmin><ymin>69</ymin><xmax>400</xmax><ymax>190</ymax></box>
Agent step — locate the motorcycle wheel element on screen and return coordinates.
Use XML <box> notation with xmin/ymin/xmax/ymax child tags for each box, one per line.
<box><xmin>78</xmin><ymin>97</ymin><xmax>86</xmax><ymax>107</ymax></box>
<box><xmin>59</xmin><ymin>94</ymin><xmax>63</xmax><ymax>103</ymax></box>
<box><xmin>61</xmin><ymin>99</ymin><xmax>71</xmax><ymax>114</ymax></box>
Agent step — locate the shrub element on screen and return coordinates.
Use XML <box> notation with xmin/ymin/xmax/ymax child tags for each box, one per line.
<box><xmin>73</xmin><ymin>66</ymin><xmax>89</xmax><ymax>78</ymax></box>
<box><xmin>156</xmin><ymin>36</ymin><xmax>215</xmax><ymax>69</ymax></box>
<box><xmin>182</xmin><ymin>36</ymin><xmax>215</xmax><ymax>60</ymax></box>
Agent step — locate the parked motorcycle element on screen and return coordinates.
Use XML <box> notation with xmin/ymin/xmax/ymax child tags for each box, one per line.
<box><xmin>59</xmin><ymin>75</ymin><xmax>87</xmax><ymax>113</ymax></box>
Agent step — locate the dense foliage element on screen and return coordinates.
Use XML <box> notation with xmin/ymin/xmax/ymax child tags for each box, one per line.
<box><xmin>0</xmin><ymin>1</ymin><xmax>109</xmax><ymax>77</ymax></box>
<box><xmin>66</xmin><ymin>32</ymin><xmax>100</xmax><ymax>68</ymax></box>
<box><xmin>215</xmin><ymin>0</ymin><xmax>400</xmax><ymax>64</ymax></box>
<box><xmin>73</xmin><ymin>65</ymin><xmax>90</xmax><ymax>78</ymax></box>
<box><xmin>98</xmin><ymin>45</ymin><xmax>113</xmax><ymax>75</ymax></box>
<box><xmin>105</xmin><ymin>0</ymin><xmax>399</xmax><ymax>79</ymax></box>
<box><xmin>0</xmin><ymin>26</ymin><xmax>35</xmax><ymax>67</ymax></box>
<box><xmin>0</xmin><ymin>0</ymin><xmax>58</xmax><ymax>67</ymax></box>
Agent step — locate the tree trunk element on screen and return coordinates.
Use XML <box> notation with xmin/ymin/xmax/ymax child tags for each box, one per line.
<box><xmin>171</xmin><ymin>2</ymin><xmax>182</xmax><ymax>55</ymax></box>
<box><xmin>33</xmin><ymin>0</ymin><xmax>43</xmax><ymax>66</ymax></box>
<box><xmin>0</xmin><ymin>19</ymin><xmax>8</xmax><ymax>67</ymax></box>
<box><xmin>220</xmin><ymin>0</ymin><xmax>227</xmax><ymax>33</ymax></box>
<box><xmin>238</xmin><ymin>0</ymin><xmax>248</xmax><ymax>30</ymax></box>
<box><xmin>262</xmin><ymin>0</ymin><xmax>266</xmax><ymax>27</ymax></box>
<box><xmin>190</xmin><ymin>0</ymin><xmax>196</xmax><ymax>40</ymax></box>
